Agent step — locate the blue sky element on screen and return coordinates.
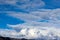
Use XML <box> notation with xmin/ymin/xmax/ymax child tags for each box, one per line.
<box><xmin>43</xmin><ymin>0</ymin><xmax>60</xmax><ymax>9</ymax></box>
<box><xmin>0</xmin><ymin>0</ymin><xmax>60</xmax><ymax>39</ymax></box>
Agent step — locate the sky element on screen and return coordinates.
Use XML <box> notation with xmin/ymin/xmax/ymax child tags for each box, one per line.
<box><xmin>0</xmin><ymin>0</ymin><xmax>60</xmax><ymax>39</ymax></box>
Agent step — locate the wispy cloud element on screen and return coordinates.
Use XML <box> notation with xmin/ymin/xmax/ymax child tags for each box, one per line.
<box><xmin>0</xmin><ymin>0</ymin><xmax>17</xmax><ymax>4</ymax></box>
<box><xmin>16</xmin><ymin>0</ymin><xmax>45</xmax><ymax>10</ymax></box>
<box><xmin>6</xmin><ymin>12</ymin><xmax>42</xmax><ymax>22</ymax></box>
<box><xmin>6</xmin><ymin>8</ymin><xmax>60</xmax><ymax>24</ymax></box>
<box><xmin>0</xmin><ymin>0</ymin><xmax>45</xmax><ymax>11</ymax></box>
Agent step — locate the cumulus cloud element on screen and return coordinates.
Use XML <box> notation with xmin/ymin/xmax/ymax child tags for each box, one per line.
<box><xmin>0</xmin><ymin>27</ymin><xmax>60</xmax><ymax>39</ymax></box>
<box><xmin>0</xmin><ymin>29</ymin><xmax>18</xmax><ymax>38</ymax></box>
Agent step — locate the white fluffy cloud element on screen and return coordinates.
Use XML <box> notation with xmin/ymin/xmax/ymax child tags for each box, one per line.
<box><xmin>0</xmin><ymin>27</ymin><xmax>60</xmax><ymax>39</ymax></box>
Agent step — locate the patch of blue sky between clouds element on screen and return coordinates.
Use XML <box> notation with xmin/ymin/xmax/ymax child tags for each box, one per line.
<box><xmin>0</xmin><ymin>13</ymin><xmax>25</xmax><ymax>29</ymax></box>
<box><xmin>43</xmin><ymin>0</ymin><xmax>60</xmax><ymax>9</ymax></box>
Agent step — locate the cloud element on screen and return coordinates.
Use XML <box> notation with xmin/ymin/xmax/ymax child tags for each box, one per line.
<box><xmin>0</xmin><ymin>0</ymin><xmax>45</xmax><ymax>11</ymax></box>
<box><xmin>6</xmin><ymin>8</ymin><xmax>60</xmax><ymax>24</ymax></box>
<box><xmin>0</xmin><ymin>29</ymin><xmax>18</xmax><ymax>38</ymax></box>
<box><xmin>0</xmin><ymin>27</ymin><xmax>60</xmax><ymax>39</ymax></box>
<box><xmin>5</xmin><ymin>8</ymin><xmax>60</xmax><ymax>39</ymax></box>
<box><xmin>0</xmin><ymin>8</ymin><xmax>60</xmax><ymax>39</ymax></box>
<box><xmin>16</xmin><ymin>0</ymin><xmax>45</xmax><ymax>10</ymax></box>
<box><xmin>1</xmin><ymin>9</ymin><xmax>59</xmax><ymax>29</ymax></box>
<box><xmin>49</xmin><ymin>9</ymin><xmax>60</xmax><ymax>20</ymax></box>
<box><xmin>0</xmin><ymin>0</ymin><xmax>60</xmax><ymax>40</ymax></box>
<box><xmin>7</xmin><ymin>21</ymin><xmax>59</xmax><ymax>29</ymax></box>
<box><xmin>6</xmin><ymin>12</ymin><xmax>42</xmax><ymax>22</ymax></box>
<box><xmin>0</xmin><ymin>0</ymin><xmax>16</xmax><ymax>4</ymax></box>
